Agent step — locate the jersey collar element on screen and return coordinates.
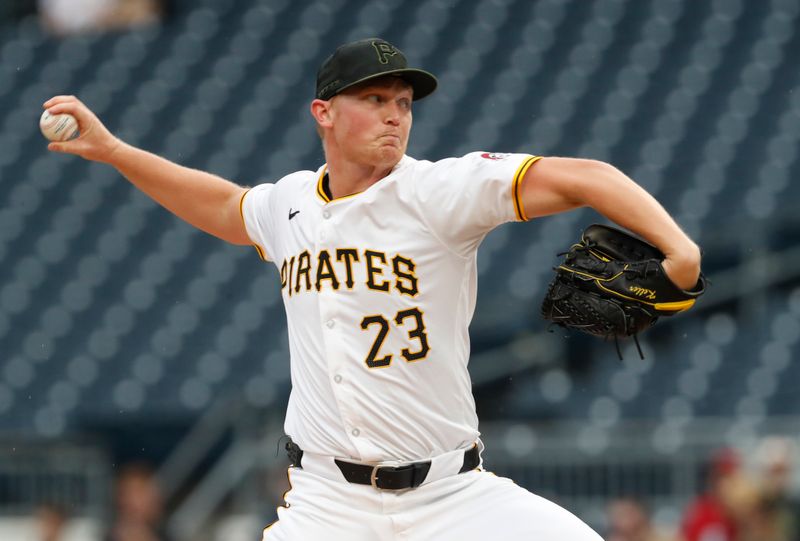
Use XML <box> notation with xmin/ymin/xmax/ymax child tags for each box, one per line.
<box><xmin>315</xmin><ymin>165</ymin><xmax>331</xmax><ymax>203</ymax></box>
<box><xmin>315</xmin><ymin>156</ymin><xmax>411</xmax><ymax>204</ymax></box>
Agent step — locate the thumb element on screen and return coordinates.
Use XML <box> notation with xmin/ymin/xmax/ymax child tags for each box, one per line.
<box><xmin>48</xmin><ymin>142</ymin><xmax>67</xmax><ymax>153</ymax></box>
<box><xmin>47</xmin><ymin>140</ymin><xmax>82</xmax><ymax>156</ymax></box>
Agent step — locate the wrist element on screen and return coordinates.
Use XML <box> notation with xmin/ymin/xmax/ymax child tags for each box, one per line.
<box><xmin>102</xmin><ymin>138</ymin><xmax>127</xmax><ymax>166</ymax></box>
<box><xmin>663</xmin><ymin>243</ymin><xmax>702</xmax><ymax>290</ymax></box>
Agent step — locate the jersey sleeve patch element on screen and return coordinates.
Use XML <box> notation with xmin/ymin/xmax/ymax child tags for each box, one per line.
<box><xmin>481</xmin><ymin>152</ymin><xmax>512</xmax><ymax>161</ymax></box>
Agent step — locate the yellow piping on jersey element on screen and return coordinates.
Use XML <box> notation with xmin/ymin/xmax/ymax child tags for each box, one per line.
<box><xmin>512</xmin><ymin>155</ymin><xmax>542</xmax><ymax>221</ymax></box>
<box><xmin>316</xmin><ymin>166</ymin><xmax>331</xmax><ymax>203</ymax></box>
<box><xmin>239</xmin><ymin>189</ymin><xmax>267</xmax><ymax>261</ymax></box>
<box><xmin>316</xmin><ymin>165</ymin><xmax>374</xmax><ymax>203</ymax></box>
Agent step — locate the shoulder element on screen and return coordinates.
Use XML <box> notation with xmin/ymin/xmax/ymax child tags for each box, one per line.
<box><xmin>411</xmin><ymin>152</ymin><xmax>528</xmax><ymax>174</ymax></box>
<box><xmin>408</xmin><ymin>152</ymin><xmax>534</xmax><ymax>186</ymax></box>
<box><xmin>397</xmin><ymin>154</ymin><xmax>470</xmax><ymax>185</ymax></box>
<box><xmin>405</xmin><ymin>153</ymin><xmax>466</xmax><ymax>173</ymax></box>
<box><xmin>248</xmin><ymin>168</ymin><xmax>319</xmax><ymax>197</ymax></box>
<box><xmin>274</xmin><ymin>169</ymin><xmax>319</xmax><ymax>190</ymax></box>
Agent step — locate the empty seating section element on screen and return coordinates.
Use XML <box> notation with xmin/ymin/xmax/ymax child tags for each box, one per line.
<box><xmin>0</xmin><ymin>0</ymin><xmax>798</xmax><ymax>436</ymax></box>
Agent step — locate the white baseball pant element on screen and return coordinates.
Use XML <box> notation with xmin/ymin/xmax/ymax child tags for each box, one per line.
<box><xmin>262</xmin><ymin>450</ymin><xmax>603</xmax><ymax>540</ymax></box>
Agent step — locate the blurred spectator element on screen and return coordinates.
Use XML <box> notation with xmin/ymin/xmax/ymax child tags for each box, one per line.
<box><xmin>744</xmin><ymin>437</ymin><xmax>800</xmax><ymax>541</ymax></box>
<box><xmin>606</xmin><ymin>497</ymin><xmax>678</xmax><ymax>541</ymax></box>
<box><xmin>738</xmin><ymin>496</ymin><xmax>791</xmax><ymax>541</ymax></box>
<box><xmin>106</xmin><ymin>462</ymin><xmax>171</xmax><ymax>541</ymax></box>
<box><xmin>720</xmin><ymin>473</ymin><xmax>762</xmax><ymax>541</ymax></box>
<box><xmin>37</xmin><ymin>0</ymin><xmax>163</xmax><ymax>36</ymax></box>
<box><xmin>680</xmin><ymin>447</ymin><xmax>745</xmax><ymax>541</ymax></box>
<box><xmin>34</xmin><ymin>503</ymin><xmax>68</xmax><ymax>541</ymax></box>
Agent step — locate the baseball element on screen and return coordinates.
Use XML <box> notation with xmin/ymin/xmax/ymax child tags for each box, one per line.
<box><xmin>39</xmin><ymin>110</ymin><xmax>79</xmax><ymax>142</ymax></box>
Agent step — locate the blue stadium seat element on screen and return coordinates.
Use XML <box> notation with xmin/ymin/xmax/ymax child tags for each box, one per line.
<box><xmin>2</xmin><ymin>0</ymin><xmax>800</xmax><ymax>437</ymax></box>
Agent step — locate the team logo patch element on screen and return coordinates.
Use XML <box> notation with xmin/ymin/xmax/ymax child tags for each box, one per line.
<box><xmin>481</xmin><ymin>152</ymin><xmax>511</xmax><ymax>160</ymax></box>
<box><xmin>372</xmin><ymin>41</ymin><xmax>398</xmax><ymax>64</ymax></box>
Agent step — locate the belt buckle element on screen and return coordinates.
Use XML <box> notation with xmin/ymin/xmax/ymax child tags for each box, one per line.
<box><xmin>370</xmin><ymin>465</ymin><xmax>382</xmax><ymax>489</ymax></box>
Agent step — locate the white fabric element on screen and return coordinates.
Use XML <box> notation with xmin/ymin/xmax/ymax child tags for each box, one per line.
<box><xmin>243</xmin><ymin>151</ymin><xmax>603</xmax><ymax>539</ymax></box>
<box><xmin>240</xmin><ymin>153</ymin><xmax>536</xmax><ymax>463</ymax></box>
<box><xmin>261</xmin><ymin>468</ymin><xmax>603</xmax><ymax>541</ymax></box>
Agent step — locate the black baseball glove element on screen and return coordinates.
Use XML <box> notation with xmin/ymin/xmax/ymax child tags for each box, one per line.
<box><xmin>541</xmin><ymin>224</ymin><xmax>706</xmax><ymax>357</ymax></box>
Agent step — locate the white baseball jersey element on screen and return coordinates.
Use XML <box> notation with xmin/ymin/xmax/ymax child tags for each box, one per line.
<box><xmin>240</xmin><ymin>151</ymin><xmax>540</xmax><ymax>463</ymax></box>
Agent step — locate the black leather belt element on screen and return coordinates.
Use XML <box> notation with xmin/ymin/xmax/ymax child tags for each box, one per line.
<box><xmin>285</xmin><ymin>439</ymin><xmax>480</xmax><ymax>490</ymax></box>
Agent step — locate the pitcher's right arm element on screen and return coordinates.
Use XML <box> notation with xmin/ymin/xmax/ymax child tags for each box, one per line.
<box><xmin>44</xmin><ymin>95</ymin><xmax>250</xmax><ymax>246</ymax></box>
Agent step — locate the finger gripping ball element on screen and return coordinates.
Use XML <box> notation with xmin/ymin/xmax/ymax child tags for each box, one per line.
<box><xmin>40</xmin><ymin>110</ymin><xmax>79</xmax><ymax>142</ymax></box>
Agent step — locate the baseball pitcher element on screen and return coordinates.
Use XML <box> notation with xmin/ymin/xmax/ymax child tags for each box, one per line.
<box><xmin>44</xmin><ymin>38</ymin><xmax>702</xmax><ymax>540</ymax></box>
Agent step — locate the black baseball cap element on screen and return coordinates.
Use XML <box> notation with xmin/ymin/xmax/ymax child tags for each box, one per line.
<box><xmin>316</xmin><ymin>38</ymin><xmax>438</xmax><ymax>101</ymax></box>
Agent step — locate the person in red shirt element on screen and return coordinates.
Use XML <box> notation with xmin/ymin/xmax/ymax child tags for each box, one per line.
<box><xmin>681</xmin><ymin>448</ymin><xmax>744</xmax><ymax>541</ymax></box>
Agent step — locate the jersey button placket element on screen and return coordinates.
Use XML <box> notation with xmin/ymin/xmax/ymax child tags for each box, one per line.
<box><xmin>315</xmin><ymin>205</ymin><xmax>359</xmax><ymax>446</ymax></box>
<box><xmin>319</xmin><ymin>208</ymin><xmax>332</xmax><ymax>242</ymax></box>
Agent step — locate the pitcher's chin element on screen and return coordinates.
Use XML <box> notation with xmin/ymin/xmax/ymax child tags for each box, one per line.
<box><xmin>375</xmin><ymin>145</ymin><xmax>404</xmax><ymax>165</ymax></box>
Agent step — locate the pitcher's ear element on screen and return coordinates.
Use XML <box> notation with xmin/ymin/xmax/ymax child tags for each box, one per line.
<box><xmin>310</xmin><ymin>99</ymin><xmax>333</xmax><ymax>128</ymax></box>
